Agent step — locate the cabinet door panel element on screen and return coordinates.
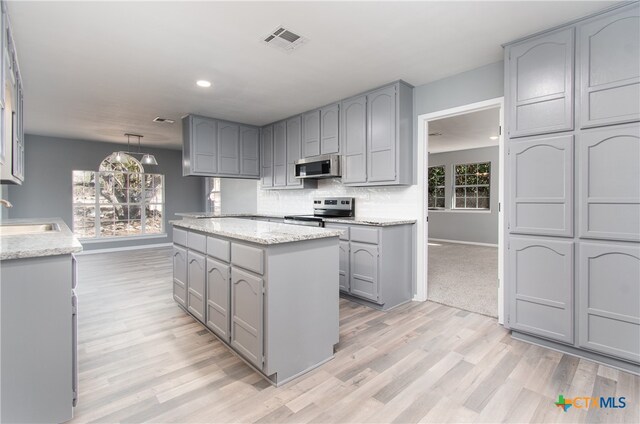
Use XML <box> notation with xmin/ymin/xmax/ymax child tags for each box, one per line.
<box><xmin>350</xmin><ymin>242</ymin><xmax>379</xmax><ymax>303</ymax></box>
<box><xmin>578</xmin><ymin>242</ymin><xmax>640</xmax><ymax>363</ymax></box>
<box><xmin>339</xmin><ymin>241</ymin><xmax>350</xmax><ymax>293</ymax></box>
<box><xmin>579</xmin><ymin>124</ymin><xmax>640</xmax><ymax>241</ymax></box>
<box><xmin>320</xmin><ymin>103</ymin><xmax>340</xmax><ymax>154</ymax></box>
<box><xmin>510</xmin><ymin>135</ymin><xmax>573</xmax><ymax>236</ymax></box>
<box><xmin>218</xmin><ymin>122</ymin><xmax>240</xmax><ymax>175</ymax></box>
<box><xmin>231</xmin><ymin>268</ymin><xmax>263</xmax><ymax>369</ymax></box>
<box><xmin>173</xmin><ymin>246</ymin><xmax>187</xmax><ymax>307</ymax></box>
<box><xmin>206</xmin><ymin>258</ymin><xmax>230</xmax><ymax>341</ymax></box>
<box><xmin>509</xmin><ymin>237</ymin><xmax>573</xmax><ymax>344</ymax></box>
<box><xmin>261</xmin><ymin>126</ymin><xmax>273</xmax><ymax>187</ymax></box>
<box><xmin>273</xmin><ymin>122</ymin><xmax>287</xmax><ymax>187</ymax></box>
<box><xmin>341</xmin><ymin>96</ymin><xmax>367</xmax><ymax>183</ymax></box>
<box><xmin>508</xmin><ymin>27</ymin><xmax>574</xmax><ymax>138</ymax></box>
<box><xmin>240</xmin><ymin>126</ymin><xmax>260</xmax><ymax>176</ymax></box>
<box><xmin>191</xmin><ymin>117</ymin><xmax>217</xmax><ymax>174</ymax></box>
<box><xmin>303</xmin><ymin>110</ymin><xmax>320</xmax><ymax>158</ymax></box>
<box><xmin>367</xmin><ymin>85</ymin><xmax>396</xmax><ymax>182</ymax></box>
<box><xmin>579</xmin><ymin>5</ymin><xmax>640</xmax><ymax>128</ymax></box>
<box><xmin>286</xmin><ymin>116</ymin><xmax>302</xmax><ymax>186</ymax></box>
<box><xmin>187</xmin><ymin>251</ymin><xmax>206</xmax><ymax>323</ymax></box>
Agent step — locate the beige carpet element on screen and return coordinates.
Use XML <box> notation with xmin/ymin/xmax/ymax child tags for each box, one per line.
<box><xmin>427</xmin><ymin>241</ymin><xmax>498</xmax><ymax>318</ymax></box>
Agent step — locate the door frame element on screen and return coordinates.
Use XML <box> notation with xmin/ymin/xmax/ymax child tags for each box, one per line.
<box><xmin>415</xmin><ymin>97</ymin><xmax>506</xmax><ymax>325</ymax></box>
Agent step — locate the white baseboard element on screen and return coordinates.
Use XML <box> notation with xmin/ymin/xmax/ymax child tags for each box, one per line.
<box><xmin>428</xmin><ymin>238</ymin><xmax>498</xmax><ymax>248</ymax></box>
<box><xmin>76</xmin><ymin>242</ymin><xmax>173</xmax><ymax>255</ymax></box>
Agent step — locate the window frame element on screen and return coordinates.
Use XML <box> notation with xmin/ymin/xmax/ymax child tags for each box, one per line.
<box><xmin>427</xmin><ymin>165</ymin><xmax>446</xmax><ymax>210</ymax></box>
<box><xmin>452</xmin><ymin>161</ymin><xmax>491</xmax><ymax>211</ymax></box>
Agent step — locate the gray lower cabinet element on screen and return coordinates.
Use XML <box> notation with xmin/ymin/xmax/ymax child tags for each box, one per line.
<box><xmin>508</xmin><ymin>237</ymin><xmax>574</xmax><ymax>344</ymax></box>
<box><xmin>506</xmin><ymin>27</ymin><xmax>574</xmax><ymax>138</ymax></box>
<box><xmin>578</xmin><ymin>124</ymin><xmax>640</xmax><ymax>242</ymax></box>
<box><xmin>261</xmin><ymin>125</ymin><xmax>273</xmax><ymax>187</ymax></box>
<box><xmin>303</xmin><ymin>110</ymin><xmax>320</xmax><ymax>158</ymax></box>
<box><xmin>341</xmin><ymin>95</ymin><xmax>368</xmax><ymax>184</ymax></box>
<box><xmin>578</xmin><ymin>4</ymin><xmax>640</xmax><ymax>129</ymax></box>
<box><xmin>231</xmin><ymin>267</ymin><xmax>264</xmax><ymax>369</ymax></box>
<box><xmin>320</xmin><ymin>103</ymin><xmax>340</xmax><ymax>154</ymax></box>
<box><xmin>338</xmin><ymin>240</ymin><xmax>350</xmax><ymax>292</ymax></box>
<box><xmin>350</xmin><ymin>242</ymin><xmax>379</xmax><ymax>302</ymax></box>
<box><xmin>206</xmin><ymin>258</ymin><xmax>230</xmax><ymax>341</ymax></box>
<box><xmin>509</xmin><ymin>134</ymin><xmax>574</xmax><ymax>237</ymax></box>
<box><xmin>578</xmin><ymin>242</ymin><xmax>640</xmax><ymax>363</ymax></box>
<box><xmin>240</xmin><ymin>125</ymin><xmax>260</xmax><ymax>177</ymax></box>
<box><xmin>272</xmin><ymin>121</ymin><xmax>287</xmax><ymax>187</ymax></box>
<box><xmin>173</xmin><ymin>245</ymin><xmax>188</xmax><ymax>307</ymax></box>
<box><xmin>187</xmin><ymin>250</ymin><xmax>206</xmax><ymax>323</ymax></box>
<box><xmin>218</xmin><ymin>121</ymin><xmax>240</xmax><ymax>175</ymax></box>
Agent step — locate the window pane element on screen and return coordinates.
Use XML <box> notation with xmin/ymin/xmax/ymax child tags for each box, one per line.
<box><xmin>478</xmin><ymin>174</ymin><xmax>490</xmax><ymax>185</ymax></box>
<box><xmin>455</xmin><ymin>175</ymin><xmax>465</xmax><ymax>185</ymax></box>
<box><xmin>73</xmin><ymin>206</ymin><xmax>95</xmax><ymax>238</ymax></box>
<box><xmin>466</xmin><ymin>197</ymin><xmax>477</xmax><ymax>208</ymax></box>
<box><xmin>455</xmin><ymin>165</ymin><xmax>466</xmax><ymax>175</ymax></box>
<box><xmin>478</xmin><ymin>197</ymin><xmax>489</xmax><ymax>209</ymax></box>
<box><xmin>466</xmin><ymin>174</ymin><xmax>477</xmax><ymax>185</ymax></box>
<box><xmin>100</xmin><ymin>206</ymin><xmax>116</xmax><ymax>236</ymax></box>
<box><xmin>428</xmin><ymin>197</ymin><xmax>435</xmax><ymax>208</ymax></box>
<box><xmin>436</xmin><ymin>198</ymin><xmax>445</xmax><ymax>209</ymax></box>
<box><xmin>455</xmin><ymin>197</ymin><xmax>465</xmax><ymax>208</ymax></box>
<box><xmin>478</xmin><ymin>186</ymin><xmax>490</xmax><ymax>197</ymax></box>
<box><xmin>435</xmin><ymin>188</ymin><xmax>445</xmax><ymax>198</ymax></box>
<box><xmin>468</xmin><ymin>164</ymin><xmax>478</xmax><ymax>174</ymax></box>
<box><xmin>455</xmin><ymin>187</ymin><xmax>465</xmax><ymax>198</ymax></box>
<box><xmin>478</xmin><ymin>163</ymin><xmax>490</xmax><ymax>174</ymax></box>
<box><xmin>145</xmin><ymin>204</ymin><xmax>163</xmax><ymax>234</ymax></box>
<box><xmin>466</xmin><ymin>187</ymin><xmax>477</xmax><ymax>196</ymax></box>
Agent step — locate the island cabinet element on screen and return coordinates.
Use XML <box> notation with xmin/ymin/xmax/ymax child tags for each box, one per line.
<box><xmin>324</xmin><ymin>222</ymin><xmax>414</xmax><ymax>310</ymax></box>
<box><xmin>171</xmin><ymin>223</ymin><xmax>339</xmax><ymax>385</ymax></box>
<box><xmin>504</xmin><ymin>2</ymin><xmax>640</xmax><ymax>373</ymax></box>
<box><xmin>182</xmin><ymin>114</ymin><xmax>260</xmax><ymax>179</ymax></box>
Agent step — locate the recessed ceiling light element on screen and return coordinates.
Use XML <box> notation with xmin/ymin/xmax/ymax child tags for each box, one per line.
<box><xmin>489</xmin><ymin>136</ymin><xmax>499</xmax><ymax>140</ymax></box>
<box><xmin>196</xmin><ymin>80</ymin><xmax>211</xmax><ymax>88</ymax></box>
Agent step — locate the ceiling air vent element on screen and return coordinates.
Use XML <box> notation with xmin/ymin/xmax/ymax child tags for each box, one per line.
<box><xmin>262</xmin><ymin>26</ymin><xmax>308</xmax><ymax>52</ymax></box>
<box><xmin>153</xmin><ymin>117</ymin><xmax>175</xmax><ymax>124</ymax></box>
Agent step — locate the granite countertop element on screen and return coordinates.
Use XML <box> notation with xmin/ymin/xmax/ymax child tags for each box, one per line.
<box><xmin>175</xmin><ymin>212</ymin><xmax>285</xmax><ymax>219</ymax></box>
<box><xmin>0</xmin><ymin>218</ymin><xmax>83</xmax><ymax>260</ymax></box>
<box><xmin>323</xmin><ymin>217</ymin><xmax>417</xmax><ymax>226</ymax></box>
<box><xmin>171</xmin><ymin>218</ymin><xmax>342</xmax><ymax>245</ymax></box>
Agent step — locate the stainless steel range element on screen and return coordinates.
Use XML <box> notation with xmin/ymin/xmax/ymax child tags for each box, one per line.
<box><xmin>284</xmin><ymin>197</ymin><xmax>355</xmax><ymax>227</ymax></box>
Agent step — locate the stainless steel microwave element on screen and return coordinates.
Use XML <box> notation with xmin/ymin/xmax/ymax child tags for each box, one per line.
<box><xmin>294</xmin><ymin>154</ymin><xmax>341</xmax><ymax>179</ymax></box>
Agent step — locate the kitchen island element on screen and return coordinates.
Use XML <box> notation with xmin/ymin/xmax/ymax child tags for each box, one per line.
<box><xmin>170</xmin><ymin>218</ymin><xmax>342</xmax><ymax>386</ymax></box>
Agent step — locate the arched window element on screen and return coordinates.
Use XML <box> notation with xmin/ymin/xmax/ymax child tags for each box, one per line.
<box><xmin>72</xmin><ymin>153</ymin><xmax>164</xmax><ymax>239</ymax></box>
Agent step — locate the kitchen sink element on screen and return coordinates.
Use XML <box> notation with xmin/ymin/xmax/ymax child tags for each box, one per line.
<box><xmin>0</xmin><ymin>223</ymin><xmax>60</xmax><ymax>236</ymax></box>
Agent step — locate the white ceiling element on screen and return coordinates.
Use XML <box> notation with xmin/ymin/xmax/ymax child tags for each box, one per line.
<box><xmin>428</xmin><ymin>107</ymin><xmax>500</xmax><ymax>153</ymax></box>
<box><xmin>7</xmin><ymin>1</ymin><xmax>616</xmax><ymax>149</ymax></box>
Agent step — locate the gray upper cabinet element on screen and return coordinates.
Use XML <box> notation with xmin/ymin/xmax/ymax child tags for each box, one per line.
<box><xmin>578</xmin><ymin>242</ymin><xmax>640</xmax><ymax>363</ymax></box>
<box><xmin>507</xmin><ymin>27</ymin><xmax>574</xmax><ymax>138</ymax></box>
<box><xmin>261</xmin><ymin>126</ymin><xmax>273</xmax><ymax>187</ymax></box>
<box><xmin>183</xmin><ymin>115</ymin><xmax>217</xmax><ymax>175</ymax></box>
<box><xmin>509</xmin><ymin>237</ymin><xmax>574</xmax><ymax>344</ymax></box>
<box><xmin>218</xmin><ymin>121</ymin><xmax>240</xmax><ymax>175</ymax></box>
<box><xmin>182</xmin><ymin>115</ymin><xmax>259</xmax><ymax>179</ymax></box>
<box><xmin>231</xmin><ymin>268</ymin><xmax>263</xmax><ymax>369</ymax></box>
<box><xmin>578</xmin><ymin>4</ymin><xmax>640</xmax><ymax>129</ymax></box>
<box><xmin>173</xmin><ymin>246</ymin><xmax>187</xmax><ymax>307</ymax></box>
<box><xmin>206</xmin><ymin>257</ymin><xmax>230</xmax><ymax>342</ymax></box>
<box><xmin>187</xmin><ymin>250</ymin><xmax>206</xmax><ymax>324</ymax></box>
<box><xmin>240</xmin><ymin>126</ymin><xmax>260</xmax><ymax>177</ymax></box>
<box><xmin>578</xmin><ymin>124</ymin><xmax>640</xmax><ymax>242</ymax></box>
<box><xmin>286</xmin><ymin>115</ymin><xmax>303</xmax><ymax>187</ymax></box>
<box><xmin>320</xmin><ymin>103</ymin><xmax>340</xmax><ymax>154</ymax></box>
<box><xmin>302</xmin><ymin>110</ymin><xmax>320</xmax><ymax>158</ymax></box>
<box><xmin>510</xmin><ymin>134</ymin><xmax>574</xmax><ymax>237</ymax></box>
<box><xmin>273</xmin><ymin>121</ymin><xmax>287</xmax><ymax>187</ymax></box>
<box><xmin>349</xmin><ymin>242</ymin><xmax>379</xmax><ymax>303</ymax></box>
<box><xmin>367</xmin><ymin>85</ymin><xmax>396</xmax><ymax>183</ymax></box>
<box><xmin>341</xmin><ymin>95</ymin><xmax>368</xmax><ymax>184</ymax></box>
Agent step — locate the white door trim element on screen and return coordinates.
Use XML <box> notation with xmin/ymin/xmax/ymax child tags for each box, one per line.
<box><xmin>415</xmin><ymin>97</ymin><xmax>506</xmax><ymax>325</ymax></box>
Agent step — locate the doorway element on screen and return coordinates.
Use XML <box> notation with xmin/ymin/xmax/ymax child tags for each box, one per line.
<box><xmin>416</xmin><ymin>98</ymin><xmax>505</xmax><ymax>324</ymax></box>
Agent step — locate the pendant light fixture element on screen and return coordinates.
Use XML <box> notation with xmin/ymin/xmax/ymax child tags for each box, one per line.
<box><xmin>112</xmin><ymin>133</ymin><xmax>159</xmax><ymax>166</ymax></box>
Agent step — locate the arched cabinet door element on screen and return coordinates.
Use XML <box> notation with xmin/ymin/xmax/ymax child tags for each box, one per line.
<box><xmin>579</xmin><ymin>4</ymin><xmax>640</xmax><ymax>128</ymax></box>
<box><xmin>349</xmin><ymin>242</ymin><xmax>379</xmax><ymax>302</ymax></box>
<box><xmin>187</xmin><ymin>251</ymin><xmax>206</xmax><ymax>323</ymax></box>
<box><xmin>172</xmin><ymin>246</ymin><xmax>188</xmax><ymax>307</ymax></box>
<box><xmin>507</xmin><ymin>27</ymin><xmax>574</xmax><ymax>138</ymax></box>
<box><xmin>367</xmin><ymin>85</ymin><xmax>396</xmax><ymax>183</ymax></box>
<box><xmin>261</xmin><ymin>125</ymin><xmax>274</xmax><ymax>187</ymax></box>
<box><xmin>240</xmin><ymin>126</ymin><xmax>260</xmax><ymax>177</ymax></box>
<box><xmin>340</xmin><ymin>95</ymin><xmax>367</xmax><ymax>184</ymax></box>
<box><xmin>578</xmin><ymin>124</ymin><xmax>640</xmax><ymax>241</ymax></box>
<box><xmin>578</xmin><ymin>243</ymin><xmax>640</xmax><ymax>363</ymax></box>
<box><xmin>508</xmin><ymin>237</ymin><xmax>574</xmax><ymax>344</ymax></box>
<box><xmin>206</xmin><ymin>258</ymin><xmax>230</xmax><ymax>342</ymax></box>
<box><xmin>190</xmin><ymin>116</ymin><xmax>218</xmax><ymax>174</ymax></box>
<box><xmin>217</xmin><ymin>121</ymin><xmax>240</xmax><ymax>175</ymax></box>
<box><xmin>303</xmin><ymin>110</ymin><xmax>320</xmax><ymax>158</ymax></box>
<box><xmin>320</xmin><ymin>103</ymin><xmax>340</xmax><ymax>155</ymax></box>
<box><xmin>231</xmin><ymin>268</ymin><xmax>263</xmax><ymax>369</ymax></box>
<box><xmin>272</xmin><ymin>121</ymin><xmax>287</xmax><ymax>187</ymax></box>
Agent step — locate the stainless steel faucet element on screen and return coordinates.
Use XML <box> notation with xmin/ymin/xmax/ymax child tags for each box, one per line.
<box><xmin>0</xmin><ymin>199</ymin><xmax>13</xmax><ymax>208</ymax></box>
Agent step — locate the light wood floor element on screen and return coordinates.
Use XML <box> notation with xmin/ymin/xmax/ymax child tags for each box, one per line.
<box><xmin>72</xmin><ymin>248</ymin><xmax>639</xmax><ymax>424</ymax></box>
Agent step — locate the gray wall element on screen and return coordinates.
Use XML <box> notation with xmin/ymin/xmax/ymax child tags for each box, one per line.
<box><xmin>6</xmin><ymin>134</ymin><xmax>204</xmax><ymax>250</ymax></box>
<box><xmin>428</xmin><ymin>146</ymin><xmax>499</xmax><ymax>245</ymax></box>
<box><xmin>220</xmin><ymin>178</ymin><xmax>258</xmax><ymax>214</ymax></box>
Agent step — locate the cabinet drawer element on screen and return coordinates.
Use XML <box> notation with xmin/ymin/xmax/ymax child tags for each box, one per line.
<box><xmin>231</xmin><ymin>243</ymin><xmax>264</xmax><ymax>275</ymax></box>
<box><xmin>325</xmin><ymin>223</ymin><xmax>349</xmax><ymax>241</ymax></box>
<box><xmin>173</xmin><ymin>228</ymin><xmax>187</xmax><ymax>246</ymax></box>
<box><xmin>207</xmin><ymin>237</ymin><xmax>230</xmax><ymax>262</ymax></box>
<box><xmin>350</xmin><ymin>226</ymin><xmax>379</xmax><ymax>244</ymax></box>
<box><xmin>187</xmin><ymin>231</ymin><xmax>207</xmax><ymax>254</ymax></box>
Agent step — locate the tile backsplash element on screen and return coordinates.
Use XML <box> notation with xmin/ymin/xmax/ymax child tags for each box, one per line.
<box><xmin>257</xmin><ymin>178</ymin><xmax>421</xmax><ymax>218</ymax></box>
